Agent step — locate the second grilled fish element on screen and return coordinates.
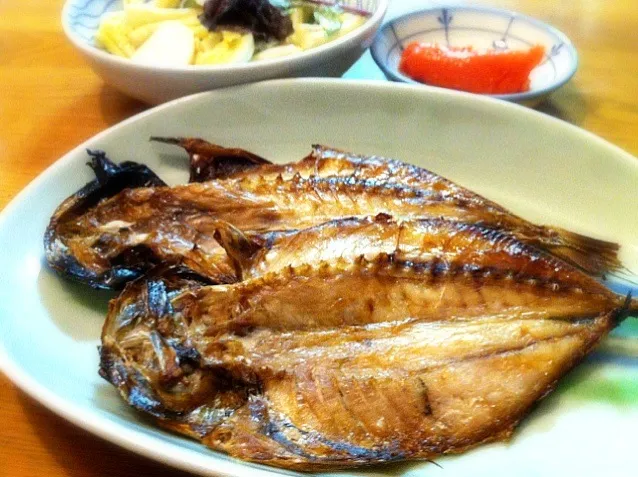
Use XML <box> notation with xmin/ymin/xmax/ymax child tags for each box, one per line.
<box><xmin>100</xmin><ymin>215</ymin><xmax>633</xmax><ymax>470</ymax></box>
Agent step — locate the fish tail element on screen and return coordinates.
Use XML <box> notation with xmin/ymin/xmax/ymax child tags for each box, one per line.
<box><xmin>541</xmin><ymin>227</ymin><xmax>622</xmax><ymax>277</ymax></box>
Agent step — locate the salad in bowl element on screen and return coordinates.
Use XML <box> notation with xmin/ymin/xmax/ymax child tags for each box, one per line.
<box><xmin>95</xmin><ymin>0</ymin><xmax>370</xmax><ymax>66</ymax></box>
<box><xmin>62</xmin><ymin>0</ymin><xmax>386</xmax><ymax>103</ymax></box>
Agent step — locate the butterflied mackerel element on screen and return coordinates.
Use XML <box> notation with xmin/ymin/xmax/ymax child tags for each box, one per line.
<box><xmin>45</xmin><ymin>143</ymin><xmax>621</xmax><ymax>289</ymax></box>
<box><xmin>100</xmin><ymin>216</ymin><xmax>634</xmax><ymax>470</ymax></box>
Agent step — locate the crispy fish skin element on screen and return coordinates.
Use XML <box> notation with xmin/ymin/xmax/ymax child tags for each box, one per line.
<box><xmin>46</xmin><ymin>143</ymin><xmax>621</xmax><ymax>290</ymax></box>
<box><xmin>100</xmin><ymin>217</ymin><xmax>631</xmax><ymax>470</ymax></box>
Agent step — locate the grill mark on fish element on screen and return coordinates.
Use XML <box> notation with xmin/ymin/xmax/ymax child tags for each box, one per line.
<box><xmin>243</xmin><ymin>217</ymin><xmax>609</xmax><ymax>293</ymax></box>
<box><xmin>329</xmin><ymin>369</ymin><xmax>371</xmax><ymax>437</ymax></box>
<box><xmin>418</xmin><ymin>378</ymin><xmax>433</xmax><ymax>416</ymax></box>
<box><xmin>294</xmin><ymin>369</ymin><xmax>331</xmax><ymax>436</ymax></box>
<box><xmin>242</xmin><ymin>398</ymin><xmax>405</xmax><ymax>463</ymax></box>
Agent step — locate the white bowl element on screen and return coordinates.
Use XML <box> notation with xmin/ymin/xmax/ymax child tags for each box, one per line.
<box><xmin>62</xmin><ymin>0</ymin><xmax>388</xmax><ymax>104</ymax></box>
<box><xmin>370</xmin><ymin>6</ymin><xmax>578</xmax><ymax>106</ymax></box>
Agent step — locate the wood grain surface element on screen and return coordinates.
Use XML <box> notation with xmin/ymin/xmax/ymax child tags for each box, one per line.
<box><xmin>1</xmin><ymin>1</ymin><xmax>637</xmax><ymax>476</ymax></box>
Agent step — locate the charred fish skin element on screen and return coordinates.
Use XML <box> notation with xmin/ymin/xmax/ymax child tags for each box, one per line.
<box><xmin>44</xmin><ymin>150</ymin><xmax>167</xmax><ymax>289</ymax></box>
<box><xmin>99</xmin><ymin>267</ymin><xmax>235</xmax><ymax>422</ymax></box>
<box><xmin>44</xmin><ymin>142</ymin><xmax>269</xmax><ymax>290</ymax></box>
<box><xmin>99</xmin><ymin>217</ymin><xmax>631</xmax><ymax>470</ymax></box>
<box><xmin>48</xmin><ymin>163</ymin><xmax>620</xmax><ymax>291</ymax></box>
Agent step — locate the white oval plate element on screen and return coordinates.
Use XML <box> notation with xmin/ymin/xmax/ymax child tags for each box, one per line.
<box><xmin>1</xmin><ymin>79</ymin><xmax>637</xmax><ymax>477</ymax></box>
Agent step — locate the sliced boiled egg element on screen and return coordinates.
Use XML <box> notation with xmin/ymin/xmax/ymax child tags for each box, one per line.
<box><xmin>131</xmin><ymin>21</ymin><xmax>195</xmax><ymax>66</ymax></box>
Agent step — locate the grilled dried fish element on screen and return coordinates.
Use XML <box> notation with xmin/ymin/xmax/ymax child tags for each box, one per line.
<box><xmin>165</xmin><ymin>137</ymin><xmax>620</xmax><ymax>277</ymax></box>
<box><xmin>100</xmin><ymin>216</ymin><xmax>634</xmax><ymax>470</ymax></box>
<box><xmin>199</xmin><ymin>140</ymin><xmax>621</xmax><ymax>277</ymax></box>
<box><xmin>45</xmin><ymin>143</ymin><xmax>622</xmax><ymax>290</ymax></box>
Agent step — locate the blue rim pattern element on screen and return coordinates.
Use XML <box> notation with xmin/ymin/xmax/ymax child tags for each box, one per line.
<box><xmin>66</xmin><ymin>0</ymin><xmax>150</xmax><ymax>42</ymax></box>
<box><xmin>370</xmin><ymin>6</ymin><xmax>578</xmax><ymax>102</ymax></box>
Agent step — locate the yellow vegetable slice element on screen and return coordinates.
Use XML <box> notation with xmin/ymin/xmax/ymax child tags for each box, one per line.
<box><xmin>289</xmin><ymin>6</ymin><xmax>313</xmax><ymax>26</ymax></box>
<box><xmin>288</xmin><ymin>23</ymin><xmax>329</xmax><ymax>50</ymax></box>
<box><xmin>127</xmin><ymin>23</ymin><xmax>160</xmax><ymax>48</ymax></box>
<box><xmin>337</xmin><ymin>12</ymin><xmax>367</xmax><ymax>37</ymax></box>
<box><xmin>95</xmin><ymin>11</ymin><xmax>135</xmax><ymax>58</ymax></box>
<box><xmin>195</xmin><ymin>31</ymin><xmax>254</xmax><ymax>65</ymax></box>
<box><xmin>197</xmin><ymin>31</ymin><xmax>224</xmax><ymax>53</ymax></box>
<box><xmin>127</xmin><ymin>15</ymin><xmax>203</xmax><ymax>47</ymax></box>
<box><xmin>192</xmin><ymin>24</ymin><xmax>212</xmax><ymax>40</ymax></box>
<box><xmin>154</xmin><ymin>0</ymin><xmax>182</xmax><ymax>7</ymax></box>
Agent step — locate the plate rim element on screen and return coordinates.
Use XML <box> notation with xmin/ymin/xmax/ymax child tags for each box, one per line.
<box><xmin>1</xmin><ymin>78</ymin><xmax>637</xmax><ymax>477</ymax></box>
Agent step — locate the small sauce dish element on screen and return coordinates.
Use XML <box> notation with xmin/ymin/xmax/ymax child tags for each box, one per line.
<box><xmin>371</xmin><ymin>6</ymin><xmax>578</xmax><ymax>106</ymax></box>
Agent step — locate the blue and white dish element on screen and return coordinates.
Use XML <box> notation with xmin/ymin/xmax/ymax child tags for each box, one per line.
<box><xmin>371</xmin><ymin>6</ymin><xmax>578</xmax><ymax>105</ymax></box>
<box><xmin>61</xmin><ymin>0</ymin><xmax>388</xmax><ymax>104</ymax></box>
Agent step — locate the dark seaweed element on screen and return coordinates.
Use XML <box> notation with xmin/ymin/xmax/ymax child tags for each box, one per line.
<box><xmin>200</xmin><ymin>0</ymin><xmax>293</xmax><ymax>41</ymax></box>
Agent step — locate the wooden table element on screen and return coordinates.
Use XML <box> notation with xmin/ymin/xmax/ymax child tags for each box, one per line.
<box><xmin>1</xmin><ymin>1</ymin><xmax>637</xmax><ymax>475</ymax></box>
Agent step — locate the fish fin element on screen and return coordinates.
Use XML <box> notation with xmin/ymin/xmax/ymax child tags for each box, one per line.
<box><xmin>150</xmin><ymin>137</ymin><xmax>271</xmax><ymax>182</ymax></box>
<box><xmin>210</xmin><ymin>220</ymin><xmax>260</xmax><ymax>280</ymax></box>
<box><xmin>86</xmin><ymin>149</ymin><xmax>167</xmax><ymax>188</ymax></box>
<box><xmin>86</xmin><ymin>149</ymin><xmax>120</xmax><ymax>183</ymax></box>
<box><xmin>541</xmin><ymin>228</ymin><xmax>623</xmax><ymax>277</ymax></box>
